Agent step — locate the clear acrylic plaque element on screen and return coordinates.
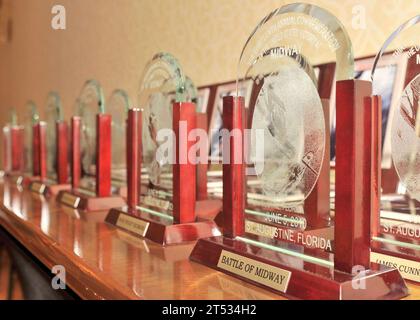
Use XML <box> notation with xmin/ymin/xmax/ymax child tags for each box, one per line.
<box><xmin>236</xmin><ymin>3</ymin><xmax>354</xmax><ymax>255</ymax></box>
<box><xmin>372</xmin><ymin>15</ymin><xmax>420</xmax><ymax>260</ymax></box>
<box><xmin>76</xmin><ymin>79</ymin><xmax>105</xmax><ymax>177</ymax></box>
<box><xmin>23</xmin><ymin>101</ymin><xmax>39</xmax><ymax>174</ymax></box>
<box><xmin>108</xmin><ymin>89</ymin><xmax>130</xmax><ymax>181</ymax></box>
<box><xmin>138</xmin><ymin>52</ymin><xmax>193</xmax><ymax>212</ymax></box>
<box><xmin>45</xmin><ymin>92</ymin><xmax>63</xmax><ymax>179</ymax></box>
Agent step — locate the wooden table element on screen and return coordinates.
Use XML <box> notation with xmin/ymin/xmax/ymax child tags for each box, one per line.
<box><xmin>0</xmin><ymin>180</ymin><xmax>418</xmax><ymax>300</ymax></box>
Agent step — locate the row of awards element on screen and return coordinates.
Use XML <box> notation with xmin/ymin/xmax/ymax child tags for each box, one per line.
<box><xmin>1</xmin><ymin>3</ymin><xmax>419</xmax><ymax>300</ymax></box>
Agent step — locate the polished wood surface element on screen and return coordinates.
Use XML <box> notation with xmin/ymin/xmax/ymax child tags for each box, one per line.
<box><xmin>222</xmin><ymin>96</ymin><xmax>245</xmax><ymax>238</ymax></box>
<box><xmin>126</xmin><ymin>109</ymin><xmax>142</xmax><ymax>209</ymax></box>
<box><xmin>173</xmin><ymin>102</ymin><xmax>196</xmax><ymax>224</ymax></box>
<box><xmin>0</xmin><ymin>180</ymin><xmax>289</xmax><ymax>300</ymax></box>
<box><xmin>96</xmin><ymin>114</ymin><xmax>112</xmax><ymax>197</ymax></box>
<box><xmin>71</xmin><ymin>117</ymin><xmax>81</xmax><ymax>189</ymax></box>
<box><xmin>56</xmin><ymin>121</ymin><xmax>69</xmax><ymax>185</ymax></box>
<box><xmin>0</xmin><ymin>179</ymin><xmax>418</xmax><ymax>299</ymax></box>
<box><xmin>335</xmin><ymin>80</ymin><xmax>372</xmax><ymax>273</ymax></box>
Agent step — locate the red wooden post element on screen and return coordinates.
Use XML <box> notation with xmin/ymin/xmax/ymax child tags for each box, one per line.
<box><xmin>71</xmin><ymin>117</ymin><xmax>81</xmax><ymax>189</ymax></box>
<box><xmin>11</xmin><ymin>127</ymin><xmax>24</xmax><ymax>172</ymax></box>
<box><xmin>96</xmin><ymin>114</ymin><xmax>112</xmax><ymax>197</ymax></box>
<box><xmin>39</xmin><ymin>122</ymin><xmax>47</xmax><ymax>180</ymax></box>
<box><xmin>334</xmin><ymin>80</ymin><xmax>372</xmax><ymax>273</ymax></box>
<box><xmin>56</xmin><ymin>121</ymin><xmax>69</xmax><ymax>184</ymax></box>
<box><xmin>223</xmin><ymin>96</ymin><xmax>245</xmax><ymax>239</ymax></box>
<box><xmin>370</xmin><ymin>95</ymin><xmax>382</xmax><ymax>238</ymax></box>
<box><xmin>32</xmin><ymin>124</ymin><xmax>40</xmax><ymax>176</ymax></box>
<box><xmin>3</xmin><ymin>127</ymin><xmax>11</xmax><ymax>172</ymax></box>
<box><xmin>196</xmin><ymin>112</ymin><xmax>208</xmax><ymax>200</ymax></box>
<box><xmin>173</xmin><ymin>102</ymin><xmax>196</xmax><ymax>224</ymax></box>
<box><xmin>126</xmin><ymin>109</ymin><xmax>142</xmax><ymax>209</ymax></box>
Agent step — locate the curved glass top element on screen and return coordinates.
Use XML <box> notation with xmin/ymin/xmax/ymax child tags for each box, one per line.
<box><xmin>45</xmin><ymin>92</ymin><xmax>63</xmax><ymax>176</ymax></box>
<box><xmin>371</xmin><ymin>15</ymin><xmax>420</xmax><ymax>258</ymax></box>
<box><xmin>138</xmin><ymin>52</ymin><xmax>187</xmax><ymax>187</ymax></box>
<box><xmin>108</xmin><ymin>89</ymin><xmax>130</xmax><ymax>173</ymax></box>
<box><xmin>238</xmin><ymin>3</ymin><xmax>355</xmax><ymax>212</ymax></box>
<box><xmin>23</xmin><ymin>101</ymin><xmax>39</xmax><ymax>173</ymax></box>
<box><xmin>237</xmin><ymin>2</ymin><xmax>354</xmax><ymax>98</ymax></box>
<box><xmin>76</xmin><ymin>79</ymin><xmax>105</xmax><ymax>175</ymax></box>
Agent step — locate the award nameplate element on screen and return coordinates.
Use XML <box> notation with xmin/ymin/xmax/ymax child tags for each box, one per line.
<box><xmin>142</xmin><ymin>195</ymin><xmax>172</xmax><ymax>211</ymax></box>
<box><xmin>29</xmin><ymin>181</ymin><xmax>46</xmax><ymax>194</ymax></box>
<box><xmin>115</xmin><ymin>212</ymin><xmax>150</xmax><ymax>237</ymax></box>
<box><xmin>371</xmin><ymin>252</ymin><xmax>420</xmax><ymax>283</ymax></box>
<box><xmin>217</xmin><ymin>250</ymin><xmax>291</xmax><ymax>293</ymax></box>
<box><xmin>59</xmin><ymin>192</ymin><xmax>81</xmax><ymax>208</ymax></box>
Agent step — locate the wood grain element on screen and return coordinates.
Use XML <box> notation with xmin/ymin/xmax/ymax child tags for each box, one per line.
<box><xmin>0</xmin><ymin>180</ymin><xmax>418</xmax><ymax>300</ymax></box>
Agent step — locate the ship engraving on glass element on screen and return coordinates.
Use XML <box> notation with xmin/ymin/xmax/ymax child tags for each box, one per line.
<box><xmin>251</xmin><ymin>65</ymin><xmax>325</xmax><ymax>207</ymax></box>
<box><xmin>392</xmin><ymin>74</ymin><xmax>420</xmax><ymax>200</ymax></box>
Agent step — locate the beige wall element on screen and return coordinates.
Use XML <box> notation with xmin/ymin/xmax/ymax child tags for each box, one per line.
<box><xmin>0</xmin><ymin>0</ymin><xmax>419</xmax><ymax>128</ymax></box>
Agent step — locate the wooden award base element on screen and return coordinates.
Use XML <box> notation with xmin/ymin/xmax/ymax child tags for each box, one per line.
<box><xmin>28</xmin><ymin>179</ymin><xmax>71</xmax><ymax>196</ymax></box>
<box><xmin>57</xmin><ymin>189</ymin><xmax>126</xmax><ymax>212</ymax></box>
<box><xmin>190</xmin><ymin>236</ymin><xmax>409</xmax><ymax>300</ymax></box>
<box><xmin>7</xmin><ymin>173</ymin><xmax>42</xmax><ymax>188</ymax></box>
<box><xmin>106</xmin><ymin>204</ymin><xmax>222</xmax><ymax>246</ymax></box>
<box><xmin>371</xmin><ymin>238</ymin><xmax>420</xmax><ymax>284</ymax></box>
<box><xmin>114</xmin><ymin>229</ymin><xmax>195</xmax><ymax>262</ymax></box>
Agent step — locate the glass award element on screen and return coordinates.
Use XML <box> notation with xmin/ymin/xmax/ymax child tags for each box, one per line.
<box><xmin>106</xmin><ymin>52</ymin><xmax>220</xmax><ymax>245</ymax></box>
<box><xmin>371</xmin><ymin>15</ymin><xmax>420</xmax><ymax>283</ymax></box>
<box><xmin>139</xmin><ymin>52</ymin><xmax>190</xmax><ymax>199</ymax></box>
<box><xmin>45</xmin><ymin>92</ymin><xmax>63</xmax><ymax>180</ymax></box>
<box><xmin>29</xmin><ymin>92</ymin><xmax>71</xmax><ymax>195</ymax></box>
<box><xmin>2</xmin><ymin>108</ymin><xmax>20</xmax><ymax>174</ymax></box>
<box><xmin>77</xmin><ymin>79</ymin><xmax>105</xmax><ymax>188</ymax></box>
<box><xmin>191</xmin><ymin>3</ymin><xmax>407</xmax><ymax>300</ymax></box>
<box><xmin>23</xmin><ymin>101</ymin><xmax>39</xmax><ymax>176</ymax></box>
<box><xmin>57</xmin><ymin>80</ymin><xmax>125</xmax><ymax>211</ymax></box>
<box><xmin>108</xmin><ymin>89</ymin><xmax>130</xmax><ymax>184</ymax></box>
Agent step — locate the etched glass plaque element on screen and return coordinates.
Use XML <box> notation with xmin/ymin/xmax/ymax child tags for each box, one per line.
<box><xmin>108</xmin><ymin>89</ymin><xmax>130</xmax><ymax>181</ymax></box>
<box><xmin>372</xmin><ymin>16</ymin><xmax>420</xmax><ymax>261</ymax></box>
<box><xmin>23</xmin><ymin>101</ymin><xmax>39</xmax><ymax>174</ymax></box>
<box><xmin>45</xmin><ymin>92</ymin><xmax>63</xmax><ymax>179</ymax></box>
<box><xmin>76</xmin><ymin>80</ymin><xmax>105</xmax><ymax>177</ymax></box>
<box><xmin>235</xmin><ymin>3</ymin><xmax>353</xmax><ymax>253</ymax></box>
<box><xmin>138</xmin><ymin>52</ymin><xmax>193</xmax><ymax>212</ymax></box>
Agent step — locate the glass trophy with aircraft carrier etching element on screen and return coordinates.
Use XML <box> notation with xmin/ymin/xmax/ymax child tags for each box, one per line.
<box><xmin>14</xmin><ymin>100</ymin><xmax>44</xmax><ymax>187</ymax></box>
<box><xmin>190</xmin><ymin>3</ymin><xmax>408</xmax><ymax>299</ymax></box>
<box><xmin>28</xmin><ymin>92</ymin><xmax>71</xmax><ymax>195</ymax></box>
<box><xmin>106</xmin><ymin>52</ymin><xmax>221</xmax><ymax>245</ymax></box>
<box><xmin>57</xmin><ymin>80</ymin><xmax>125</xmax><ymax>211</ymax></box>
<box><xmin>370</xmin><ymin>15</ymin><xmax>420</xmax><ymax>284</ymax></box>
<box><xmin>108</xmin><ymin>89</ymin><xmax>130</xmax><ymax>197</ymax></box>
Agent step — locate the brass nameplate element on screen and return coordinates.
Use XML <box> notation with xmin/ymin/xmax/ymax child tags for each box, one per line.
<box><xmin>11</xmin><ymin>176</ymin><xmax>23</xmax><ymax>186</ymax></box>
<box><xmin>143</xmin><ymin>195</ymin><xmax>171</xmax><ymax>211</ymax></box>
<box><xmin>371</xmin><ymin>252</ymin><xmax>420</xmax><ymax>283</ymax></box>
<box><xmin>61</xmin><ymin>193</ymin><xmax>80</xmax><ymax>208</ymax></box>
<box><xmin>217</xmin><ymin>250</ymin><xmax>291</xmax><ymax>293</ymax></box>
<box><xmin>30</xmin><ymin>182</ymin><xmax>46</xmax><ymax>194</ymax></box>
<box><xmin>116</xmin><ymin>214</ymin><xmax>150</xmax><ymax>237</ymax></box>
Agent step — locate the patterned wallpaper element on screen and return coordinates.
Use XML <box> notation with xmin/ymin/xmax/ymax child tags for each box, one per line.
<box><xmin>0</xmin><ymin>0</ymin><xmax>419</xmax><ymax>127</ymax></box>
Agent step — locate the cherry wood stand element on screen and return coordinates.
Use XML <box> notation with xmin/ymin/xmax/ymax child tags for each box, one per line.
<box><xmin>58</xmin><ymin>115</ymin><xmax>125</xmax><ymax>211</ymax></box>
<box><xmin>190</xmin><ymin>87</ymin><xmax>409</xmax><ymax>300</ymax></box>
